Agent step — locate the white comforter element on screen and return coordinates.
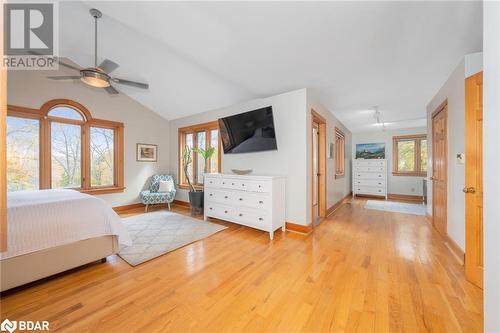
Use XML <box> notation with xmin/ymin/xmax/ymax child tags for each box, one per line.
<box><xmin>1</xmin><ymin>189</ymin><xmax>132</xmax><ymax>260</ymax></box>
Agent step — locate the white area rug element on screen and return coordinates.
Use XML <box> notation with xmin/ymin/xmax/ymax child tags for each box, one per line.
<box><xmin>118</xmin><ymin>211</ymin><xmax>227</xmax><ymax>266</ymax></box>
<box><xmin>364</xmin><ymin>200</ymin><xmax>427</xmax><ymax>216</ymax></box>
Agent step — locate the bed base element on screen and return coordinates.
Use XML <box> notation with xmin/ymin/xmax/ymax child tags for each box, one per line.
<box><xmin>0</xmin><ymin>235</ymin><xmax>118</xmax><ymax>292</ymax></box>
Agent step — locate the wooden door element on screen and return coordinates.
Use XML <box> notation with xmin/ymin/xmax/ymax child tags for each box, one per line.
<box><xmin>310</xmin><ymin>110</ymin><xmax>326</xmax><ymax>227</ymax></box>
<box><xmin>465</xmin><ymin>72</ymin><xmax>483</xmax><ymax>289</ymax></box>
<box><xmin>312</xmin><ymin>122</ymin><xmax>319</xmax><ymax>223</ymax></box>
<box><xmin>432</xmin><ymin>103</ymin><xmax>448</xmax><ymax>236</ymax></box>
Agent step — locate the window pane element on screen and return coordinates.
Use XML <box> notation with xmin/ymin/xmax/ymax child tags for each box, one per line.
<box><xmin>90</xmin><ymin>127</ymin><xmax>114</xmax><ymax>187</ymax></box>
<box><xmin>196</xmin><ymin>131</ymin><xmax>206</xmax><ymax>184</ymax></box>
<box><xmin>7</xmin><ymin>116</ymin><xmax>39</xmax><ymax>191</ymax></box>
<box><xmin>51</xmin><ymin>122</ymin><xmax>81</xmax><ymax>188</ymax></box>
<box><xmin>397</xmin><ymin>140</ymin><xmax>415</xmax><ymax>172</ymax></box>
<box><xmin>420</xmin><ymin>139</ymin><xmax>428</xmax><ymax>172</ymax></box>
<box><xmin>185</xmin><ymin>133</ymin><xmax>194</xmax><ymax>184</ymax></box>
<box><xmin>210</xmin><ymin>129</ymin><xmax>219</xmax><ymax>172</ymax></box>
<box><xmin>48</xmin><ymin>106</ymin><xmax>84</xmax><ymax>121</ymax></box>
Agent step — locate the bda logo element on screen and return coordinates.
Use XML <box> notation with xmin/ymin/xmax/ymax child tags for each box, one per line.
<box><xmin>0</xmin><ymin>319</ymin><xmax>17</xmax><ymax>333</ymax></box>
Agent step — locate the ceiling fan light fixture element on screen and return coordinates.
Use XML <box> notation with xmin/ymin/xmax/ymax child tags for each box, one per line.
<box><xmin>80</xmin><ymin>70</ymin><xmax>110</xmax><ymax>88</ymax></box>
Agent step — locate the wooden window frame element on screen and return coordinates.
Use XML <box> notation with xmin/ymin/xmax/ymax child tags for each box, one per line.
<box><xmin>334</xmin><ymin>127</ymin><xmax>345</xmax><ymax>179</ymax></box>
<box><xmin>178</xmin><ymin>120</ymin><xmax>221</xmax><ymax>190</ymax></box>
<box><xmin>392</xmin><ymin>134</ymin><xmax>427</xmax><ymax>177</ymax></box>
<box><xmin>7</xmin><ymin>99</ymin><xmax>124</xmax><ymax>195</ymax></box>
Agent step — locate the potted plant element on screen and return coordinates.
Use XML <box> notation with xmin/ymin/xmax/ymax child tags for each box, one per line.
<box><xmin>182</xmin><ymin>145</ymin><xmax>216</xmax><ymax>215</ymax></box>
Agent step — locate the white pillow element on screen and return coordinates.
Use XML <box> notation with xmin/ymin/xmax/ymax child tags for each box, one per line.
<box><xmin>158</xmin><ymin>179</ymin><xmax>174</xmax><ymax>192</ymax></box>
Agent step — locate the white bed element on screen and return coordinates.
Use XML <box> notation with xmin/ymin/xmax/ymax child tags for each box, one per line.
<box><xmin>1</xmin><ymin>189</ymin><xmax>131</xmax><ymax>291</ymax></box>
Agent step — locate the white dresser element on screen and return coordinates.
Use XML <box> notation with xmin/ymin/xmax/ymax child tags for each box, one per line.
<box><xmin>352</xmin><ymin>159</ymin><xmax>388</xmax><ymax>199</ymax></box>
<box><xmin>204</xmin><ymin>173</ymin><xmax>285</xmax><ymax>240</ymax></box>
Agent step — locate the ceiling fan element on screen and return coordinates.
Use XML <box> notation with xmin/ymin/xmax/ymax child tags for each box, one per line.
<box><xmin>46</xmin><ymin>8</ymin><xmax>149</xmax><ymax>95</ymax></box>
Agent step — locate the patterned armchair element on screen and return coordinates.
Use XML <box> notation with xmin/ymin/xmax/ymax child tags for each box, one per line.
<box><xmin>140</xmin><ymin>174</ymin><xmax>176</xmax><ymax>212</ymax></box>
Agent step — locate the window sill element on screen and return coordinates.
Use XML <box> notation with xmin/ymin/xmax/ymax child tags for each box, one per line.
<box><xmin>79</xmin><ymin>186</ymin><xmax>125</xmax><ymax>195</ymax></box>
<box><xmin>178</xmin><ymin>184</ymin><xmax>204</xmax><ymax>191</ymax></box>
<box><xmin>392</xmin><ymin>172</ymin><xmax>427</xmax><ymax>177</ymax></box>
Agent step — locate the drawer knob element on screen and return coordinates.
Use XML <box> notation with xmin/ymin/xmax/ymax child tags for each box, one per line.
<box><xmin>242</xmin><ymin>184</ymin><xmax>245</xmax><ymax>186</ymax></box>
<box><xmin>222</xmin><ymin>182</ymin><xmax>225</xmax><ymax>184</ymax></box>
<box><xmin>209</xmin><ymin>207</ymin><xmax>213</xmax><ymax>210</ymax></box>
<box><xmin>209</xmin><ymin>194</ymin><xmax>213</xmax><ymax>196</ymax></box>
<box><xmin>232</xmin><ymin>183</ymin><xmax>235</xmax><ymax>185</ymax></box>
<box><xmin>239</xmin><ymin>198</ymin><xmax>243</xmax><ymax>201</ymax></box>
<box><xmin>258</xmin><ymin>185</ymin><xmax>262</xmax><ymax>188</ymax></box>
<box><xmin>258</xmin><ymin>217</ymin><xmax>263</xmax><ymax>221</ymax></box>
<box><xmin>224</xmin><ymin>196</ymin><xmax>228</xmax><ymax>199</ymax></box>
<box><xmin>224</xmin><ymin>210</ymin><xmax>228</xmax><ymax>214</ymax></box>
<box><xmin>239</xmin><ymin>213</ymin><xmax>243</xmax><ymax>217</ymax></box>
<box><xmin>259</xmin><ymin>200</ymin><xmax>263</xmax><ymax>204</ymax></box>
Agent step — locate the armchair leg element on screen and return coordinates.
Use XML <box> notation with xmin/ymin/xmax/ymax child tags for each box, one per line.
<box><xmin>145</xmin><ymin>204</ymin><xmax>148</xmax><ymax>213</ymax></box>
<box><xmin>167</xmin><ymin>202</ymin><xmax>171</xmax><ymax>210</ymax></box>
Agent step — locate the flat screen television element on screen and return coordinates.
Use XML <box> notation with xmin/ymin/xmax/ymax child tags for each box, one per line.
<box><xmin>218</xmin><ymin>106</ymin><xmax>277</xmax><ymax>154</ymax></box>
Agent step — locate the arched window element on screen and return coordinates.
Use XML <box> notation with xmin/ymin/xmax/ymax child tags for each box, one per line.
<box><xmin>48</xmin><ymin>106</ymin><xmax>85</xmax><ymax>121</ymax></box>
<box><xmin>6</xmin><ymin>99</ymin><xmax>124</xmax><ymax>194</ymax></box>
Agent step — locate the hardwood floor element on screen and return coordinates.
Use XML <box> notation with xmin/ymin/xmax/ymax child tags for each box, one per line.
<box><xmin>0</xmin><ymin>199</ymin><xmax>482</xmax><ymax>332</ymax></box>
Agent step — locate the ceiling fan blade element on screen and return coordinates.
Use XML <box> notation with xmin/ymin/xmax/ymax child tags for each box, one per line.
<box><xmin>112</xmin><ymin>78</ymin><xmax>149</xmax><ymax>89</ymax></box>
<box><xmin>105</xmin><ymin>85</ymin><xmax>119</xmax><ymax>95</ymax></box>
<box><xmin>98</xmin><ymin>59</ymin><xmax>119</xmax><ymax>74</ymax></box>
<box><xmin>47</xmin><ymin>76</ymin><xmax>81</xmax><ymax>80</ymax></box>
<box><xmin>55</xmin><ymin>58</ymin><xmax>83</xmax><ymax>72</ymax></box>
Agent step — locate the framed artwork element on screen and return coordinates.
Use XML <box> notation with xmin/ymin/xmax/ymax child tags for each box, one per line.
<box><xmin>136</xmin><ymin>143</ymin><xmax>158</xmax><ymax>162</ymax></box>
<box><xmin>355</xmin><ymin>143</ymin><xmax>385</xmax><ymax>159</ymax></box>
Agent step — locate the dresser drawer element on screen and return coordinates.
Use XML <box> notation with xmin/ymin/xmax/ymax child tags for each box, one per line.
<box><xmin>232</xmin><ymin>193</ymin><xmax>269</xmax><ymax>209</ymax></box>
<box><xmin>354</xmin><ymin>179</ymin><xmax>385</xmax><ymax>187</ymax></box>
<box><xmin>206</xmin><ymin>190</ymin><xmax>270</xmax><ymax>210</ymax></box>
<box><xmin>205</xmin><ymin>178</ymin><xmax>218</xmax><ymax>188</ymax></box>
<box><xmin>354</xmin><ymin>172</ymin><xmax>385</xmax><ymax>180</ymax></box>
<box><xmin>230</xmin><ymin>209</ymin><xmax>269</xmax><ymax>228</ymax></box>
<box><xmin>205</xmin><ymin>204</ymin><xmax>269</xmax><ymax>228</ymax></box>
<box><xmin>205</xmin><ymin>203</ymin><xmax>231</xmax><ymax>218</ymax></box>
<box><xmin>205</xmin><ymin>177</ymin><xmax>270</xmax><ymax>193</ymax></box>
<box><xmin>354</xmin><ymin>166</ymin><xmax>385</xmax><ymax>173</ymax></box>
<box><xmin>354</xmin><ymin>186</ymin><xmax>386</xmax><ymax>195</ymax></box>
<box><xmin>355</xmin><ymin>160</ymin><xmax>386</xmax><ymax>167</ymax></box>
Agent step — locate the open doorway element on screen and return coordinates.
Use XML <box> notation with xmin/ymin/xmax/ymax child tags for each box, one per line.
<box><xmin>311</xmin><ymin>110</ymin><xmax>326</xmax><ymax>226</ymax></box>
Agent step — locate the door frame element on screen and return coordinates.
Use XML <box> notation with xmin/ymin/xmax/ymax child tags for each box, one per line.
<box><xmin>431</xmin><ymin>100</ymin><xmax>448</xmax><ymax>236</ymax></box>
<box><xmin>310</xmin><ymin>109</ymin><xmax>326</xmax><ymax>226</ymax></box>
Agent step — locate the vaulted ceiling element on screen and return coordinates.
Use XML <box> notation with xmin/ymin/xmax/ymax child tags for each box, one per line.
<box><xmin>55</xmin><ymin>1</ymin><xmax>482</xmax><ymax>132</ymax></box>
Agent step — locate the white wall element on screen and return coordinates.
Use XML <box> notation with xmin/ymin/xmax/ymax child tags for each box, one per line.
<box><xmin>169</xmin><ymin>89</ymin><xmax>309</xmax><ymax>225</ymax></box>
<box><xmin>169</xmin><ymin>88</ymin><xmax>353</xmax><ymax>226</ymax></box>
<box><xmin>483</xmin><ymin>2</ymin><xmax>500</xmax><ymax>331</ymax></box>
<box><xmin>352</xmin><ymin>127</ymin><xmax>427</xmax><ymax>196</ymax></box>
<box><xmin>7</xmin><ymin>70</ymin><xmax>170</xmax><ymax>207</ymax></box>
<box><xmin>306</xmin><ymin>91</ymin><xmax>352</xmax><ymax>220</ymax></box>
<box><xmin>426</xmin><ymin>54</ymin><xmax>482</xmax><ymax>250</ymax></box>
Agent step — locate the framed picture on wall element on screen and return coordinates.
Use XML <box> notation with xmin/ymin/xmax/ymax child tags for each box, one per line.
<box><xmin>136</xmin><ymin>143</ymin><xmax>158</xmax><ymax>162</ymax></box>
<box><xmin>355</xmin><ymin>143</ymin><xmax>385</xmax><ymax>159</ymax></box>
